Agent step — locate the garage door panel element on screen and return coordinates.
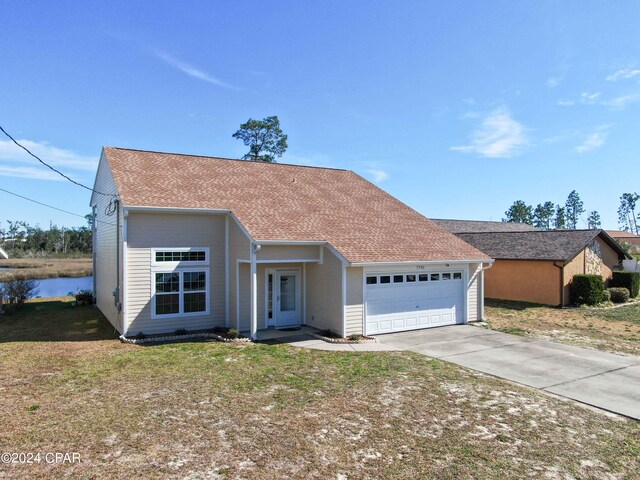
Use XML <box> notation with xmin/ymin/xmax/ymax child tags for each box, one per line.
<box><xmin>365</xmin><ymin>271</ymin><xmax>465</xmax><ymax>335</ymax></box>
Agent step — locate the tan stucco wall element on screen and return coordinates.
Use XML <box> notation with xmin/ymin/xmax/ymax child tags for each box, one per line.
<box><xmin>485</xmin><ymin>260</ymin><xmax>561</xmax><ymax>306</ymax></box>
<box><xmin>564</xmin><ymin>237</ymin><xmax>622</xmax><ymax>303</ymax></box>
<box><xmin>486</xmin><ymin>238</ymin><xmax>623</xmax><ymax>306</ymax></box>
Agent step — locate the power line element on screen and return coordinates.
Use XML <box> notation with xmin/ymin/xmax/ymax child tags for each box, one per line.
<box><xmin>0</xmin><ymin>186</ymin><xmax>118</xmax><ymax>228</ymax></box>
<box><xmin>0</xmin><ymin>125</ymin><xmax>117</xmax><ymax>198</ymax></box>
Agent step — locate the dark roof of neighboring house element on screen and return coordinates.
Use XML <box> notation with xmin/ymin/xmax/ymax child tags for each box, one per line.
<box><xmin>606</xmin><ymin>230</ymin><xmax>640</xmax><ymax>239</ymax></box>
<box><xmin>457</xmin><ymin>229</ymin><xmax>631</xmax><ymax>262</ymax></box>
<box><xmin>99</xmin><ymin>147</ymin><xmax>491</xmax><ymax>264</ymax></box>
<box><xmin>432</xmin><ymin>219</ymin><xmax>539</xmax><ymax>233</ymax></box>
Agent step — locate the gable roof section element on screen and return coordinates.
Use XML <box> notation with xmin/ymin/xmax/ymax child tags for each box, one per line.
<box><xmin>101</xmin><ymin>147</ymin><xmax>490</xmax><ymax>264</ymax></box>
<box><xmin>433</xmin><ymin>219</ymin><xmax>539</xmax><ymax>233</ymax></box>
<box><xmin>606</xmin><ymin>230</ymin><xmax>640</xmax><ymax>239</ymax></box>
<box><xmin>457</xmin><ymin>230</ymin><xmax>630</xmax><ymax>262</ymax></box>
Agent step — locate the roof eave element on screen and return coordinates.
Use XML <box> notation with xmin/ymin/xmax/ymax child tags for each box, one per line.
<box><xmin>349</xmin><ymin>258</ymin><xmax>494</xmax><ymax>267</ymax></box>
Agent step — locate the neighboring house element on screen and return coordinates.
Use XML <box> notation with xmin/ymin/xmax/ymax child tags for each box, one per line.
<box><xmin>432</xmin><ymin>219</ymin><xmax>539</xmax><ymax>233</ymax></box>
<box><xmin>91</xmin><ymin>147</ymin><xmax>492</xmax><ymax>339</ymax></box>
<box><xmin>453</xmin><ymin>229</ymin><xmax>630</xmax><ymax>306</ymax></box>
<box><xmin>0</xmin><ymin>247</ymin><xmax>8</xmax><ymax>259</ymax></box>
<box><xmin>606</xmin><ymin>230</ymin><xmax>640</xmax><ymax>253</ymax></box>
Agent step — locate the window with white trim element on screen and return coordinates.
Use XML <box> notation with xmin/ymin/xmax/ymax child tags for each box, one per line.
<box><xmin>151</xmin><ymin>248</ymin><xmax>209</xmax><ymax>266</ymax></box>
<box><xmin>152</xmin><ymin>248</ymin><xmax>210</xmax><ymax>318</ymax></box>
<box><xmin>153</xmin><ymin>270</ymin><xmax>209</xmax><ymax>317</ymax></box>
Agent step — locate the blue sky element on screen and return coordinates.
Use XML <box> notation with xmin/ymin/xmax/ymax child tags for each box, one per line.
<box><xmin>1</xmin><ymin>1</ymin><xmax>639</xmax><ymax>230</ymax></box>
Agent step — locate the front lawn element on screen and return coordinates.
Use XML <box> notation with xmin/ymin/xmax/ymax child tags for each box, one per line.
<box><xmin>0</xmin><ymin>299</ymin><xmax>638</xmax><ymax>479</ymax></box>
<box><xmin>485</xmin><ymin>299</ymin><xmax>640</xmax><ymax>355</ymax></box>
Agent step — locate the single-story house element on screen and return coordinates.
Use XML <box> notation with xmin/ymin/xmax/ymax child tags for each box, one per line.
<box><xmin>432</xmin><ymin>219</ymin><xmax>538</xmax><ymax>233</ymax></box>
<box><xmin>435</xmin><ymin>221</ymin><xmax>630</xmax><ymax>306</ymax></box>
<box><xmin>606</xmin><ymin>230</ymin><xmax>640</xmax><ymax>253</ymax></box>
<box><xmin>91</xmin><ymin>147</ymin><xmax>492</xmax><ymax>339</ymax></box>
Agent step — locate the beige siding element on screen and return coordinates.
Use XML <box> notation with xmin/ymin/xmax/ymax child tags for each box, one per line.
<box><xmin>91</xmin><ymin>153</ymin><xmax>121</xmax><ymax>331</ymax></box>
<box><xmin>237</xmin><ymin>263</ymin><xmax>251</xmax><ymax>331</ymax></box>
<box><xmin>124</xmin><ymin>212</ymin><xmax>226</xmax><ymax>335</ymax></box>
<box><xmin>305</xmin><ymin>247</ymin><xmax>344</xmax><ymax>334</ymax></box>
<box><xmin>345</xmin><ymin>267</ymin><xmax>364</xmax><ymax>335</ymax></box>
<box><xmin>467</xmin><ymin>263</ymin><xmax>480</xmax><ymax>322</ymax></box>
<box><xmin>229</xmin><ymin>218</ymin><xmax>251</xmax><ymax>330</ymax></box>
<box><xmin>256</xmin><ymin>245</ymin><xmax>320</xmax><ymax>262</ymax></box>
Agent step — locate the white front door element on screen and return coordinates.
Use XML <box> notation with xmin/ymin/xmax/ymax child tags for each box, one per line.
<box><xmin>275</xmin><ymin>270</ymin><xmax>301</xmax><ymax>328</ymax></box>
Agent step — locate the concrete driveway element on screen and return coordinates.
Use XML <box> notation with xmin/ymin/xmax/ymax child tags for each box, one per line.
<box><xmin>376</xmin><ymin>325</ymin><xmax>640</xmax><ymax>420</ymax></box>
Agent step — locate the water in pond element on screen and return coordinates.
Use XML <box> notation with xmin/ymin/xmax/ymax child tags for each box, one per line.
<box><xmin>0</xmin><ymin>267</ymin><xmax>15</xmax><ymax>271</ymax></box>
<box><xmin>33</xmin><ymin>276</ymin><xmax>93</xmax><ymax>297</ymax></box>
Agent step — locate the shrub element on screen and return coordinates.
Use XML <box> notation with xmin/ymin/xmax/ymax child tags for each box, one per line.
<box><xmin>0</xmin><ymin>278</ymin><xmax>39</xmax><ymax>314</ymax></box>
<box><xmin>227</xmin><ymin>328</ymin><xmax>240</xmax><ymax>339</ymax></box>
<box><xmin>74</xmin><ymin>289</ymin><xmax>94</xmax><ymax>303</ymax></box>
<box><xmin>174</xmin><ymin>328</ymin><xmax>188</xmax><ymax>336</ymax></box>
<box><xmin>571</xmin><ymin>274</ymin><xmax>605</xmax><ymax>305</ymax></box>
<box><xmin>601</xmin><ymin>289</ymin><xmax>611</xmax><ymax>303</ymax></box>
<box><xmin>608</xmin><ymin>287</ymin><xmax>630</xmax><ymax>304</ymax></box>
<box><xmin>610</xmin><ymin>271</ymin><xmax>640</xmax><ymax>298</ymax></box>
<box><xmin>135</xmin><ymin>331</ymin><xmax>146</xmax><ymax>340</ymax></box>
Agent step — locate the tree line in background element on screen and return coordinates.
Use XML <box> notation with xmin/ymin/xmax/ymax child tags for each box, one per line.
<box><xmin>0</xmin><ymin>215</ymin><xmax>92</xmax><ymax>257</ymax></box>
<box><xmin>504</xmin><ymin>191</ymin><xmax>640</xmax><ymax>233</ymax></box>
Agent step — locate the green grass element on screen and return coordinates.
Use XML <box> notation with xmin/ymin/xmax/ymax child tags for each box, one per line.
<box><xmin>1</xmin><ymin>298</ymin><xmax>639</xmax><ymax>479</ymax></box>
<box><xmin>586</xmin><ymin>303</ymin><xmax>640</xmax><ymax>324</ymax></box>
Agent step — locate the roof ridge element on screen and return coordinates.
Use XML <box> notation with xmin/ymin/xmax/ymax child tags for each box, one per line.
<box><xmin>433</xmin><ymin>218</ymin><xmax>512</xmax><ymax>223</ymax></box>
<box><xmin>459</xmin><ymin>230</ymin><xmax>598</xmax><ymax>234</ymax></box>
<box><xmin>104</xmin><ymin>146</ymin><xmax>351</xmax><ymax>173</ymax></box>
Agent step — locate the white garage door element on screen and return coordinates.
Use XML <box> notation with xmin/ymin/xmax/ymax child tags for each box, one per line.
<box><xmin>365</xmin><ymin>271</ymin><xmax>465</xmax><ymax>335</ymax></box>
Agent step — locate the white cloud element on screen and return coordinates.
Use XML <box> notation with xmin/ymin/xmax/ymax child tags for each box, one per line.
<box><xmin>606</xmin><ymin>68</ymin><xmax>640</xmax><ymax>81</ymax></box>
<box><xmin>0</xmin><ymin>165</ymin><xmax>65</xmax><ymax>181</ymax></box>
<box><xmin>557</xmin><ymin>91</ymin><xmax>638</xmax><ymax>110</ymax></box>
<box><xmin>0</xmin><ymin>139</ymin><xmax>97</xmax><ymax>176</ymax></box>
<box><xmin>546</xmin><ymin>76</ymin><xmax>562</xmax><ymax>88</ymax></box>
<box><xmin>460</xmin><ymin>111</ymin><xmax>480</xmax><ymax>119</ymax></box>
<box><xmin>154</xmin><ymin>50</ymin><xmax>235</xmax><ymax>89</ymax></box>
<box><xmin>451</xmin><ymin>106</ymin><xmax>528</xmax><ymax>158</ymax></box>
<box><xmin>576</xmin><ymin>129</ymin><xmax>608</xmax><ymax>153</ymax></box>
<box><xmin>366</xmin><ymin>169</ymin><xmax>389</xmax><ymax>182</ymax></box>
<box><xmin>601</xmin><ymin>93</ymin><xmax>640</xmax><ymax>109</ymax></box>
<box><xmin>580</xmin><ymin>91</ymin><xmax>601</xmax><ymax>103</ymax></box>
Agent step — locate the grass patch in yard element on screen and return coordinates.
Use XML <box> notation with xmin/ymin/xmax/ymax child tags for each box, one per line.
<box><xmin>0</xmin><ymin>298</ymin><xmax>639</xmax><ymax>479</ymax></box>
<box><xmin>586</xmin><ymin>303</ymin><xmax>640</xmax><ymax>325</ymax></box>
<box><xmin>485</xmin><ymin>298</ymin><xmax>640</xmax><ymax>355</ymax></box>
<box><xmin>0</xmin><ymin>258</ymin><xmax>92</xmax><ymax>281</ymax></box>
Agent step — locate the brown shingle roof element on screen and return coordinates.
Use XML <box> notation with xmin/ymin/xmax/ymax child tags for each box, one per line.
<box><xmin>606</xmin><ymin>230</ymin><xmax>640</xmax><ymax>239</ymax></box>
<box><xmin>102</xmin><ymin>147</ymin><xmax>490</xmax><ymax>264</ymax></box>
<box><xmin>433</xmin><ymin>219</ymin><xmax>538</xmax><ymax>233</ymax></box>
<box><xmin>457</xmin><ymin>230</ymin><xmax>629</xmax><ymax>262</ymax></box>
